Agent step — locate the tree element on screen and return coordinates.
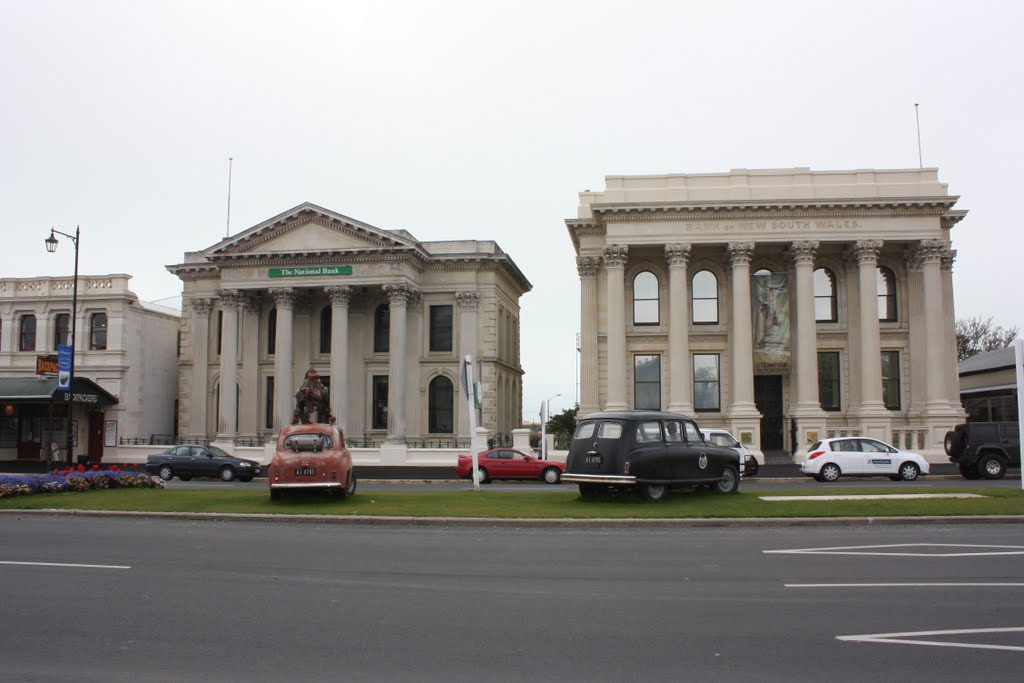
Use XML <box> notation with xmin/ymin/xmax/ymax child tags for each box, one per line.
<box><xmin>956</xmin><ymin>316</ymin><xmax>1020</xmax><ymax>361</ymax></box>
<box><xmin>546</xmin><ymin>405</ymin><xmax>579</xmax><ymax>436</ymax></box>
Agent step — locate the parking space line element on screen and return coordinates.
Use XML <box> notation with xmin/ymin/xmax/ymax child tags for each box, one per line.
<box><xmin>765</xmin><ymin>543</ymin><xmax>1024</xmax><ymax>557</ymax></box>
<box><xmin>0</xmin><ymin>560</ymin><xmax>131</xmax><ymax>570</ymax></box>
<box><xmin>837</xmin><ymin>627</ymin><xmax>1024</xmax><ymax>652</ymax></box>
<box><xmin>787</xmin><ymin>582</ymin><xmax>1024</xmax><ymax>588</ymax></box>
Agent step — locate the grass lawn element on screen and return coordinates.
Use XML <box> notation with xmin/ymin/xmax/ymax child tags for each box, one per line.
<box><xmin>2</xmin><ymin>486</ymin><xmax>1023</xmax><ymax>518</ymax></box>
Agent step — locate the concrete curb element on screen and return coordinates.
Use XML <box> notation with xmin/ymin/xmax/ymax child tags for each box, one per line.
<box><xmin>2</xmin><ymin>508</ymin><xmax>1022</xmax><ymax>527</ymax></box>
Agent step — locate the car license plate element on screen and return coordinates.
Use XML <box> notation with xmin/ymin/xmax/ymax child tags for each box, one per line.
<box><xmin>585</xmin><ymin>455</ymin><xmax>602</xmax><ymax>465</ymax></box>
<box><xmin>295</xmin><ymin>467</ymin><xmax>315</xmax><ymax>476</ymax></box>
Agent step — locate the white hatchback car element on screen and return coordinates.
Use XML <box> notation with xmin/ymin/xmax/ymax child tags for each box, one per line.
<box><xmin>800</xmin><ymin>436</ymin><xmax>930</xmax><ymax>482</ymax></box>
<box><xmin>702</xmin><ymin>428</ymin><xmax>760</xmax><ymax>477</ymax></box>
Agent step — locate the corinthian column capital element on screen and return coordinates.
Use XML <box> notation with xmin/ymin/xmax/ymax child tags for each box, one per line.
<box><xmin>602</xmin><ymin>245</ymin><xmax>629</xmax><ymax>269</ymax></box>
<box><xmin>665</xmin><ymin>243</ymin><xmax>692</xmax><ymax>268</ymax></box>
<box><xmin>851</xmin><ymin>240</ymin><xmax>883</xmax><ymax>265</ymax></box>
<box><xmin>576</xmin><ymin>256</ymin><xmax>601</xmax><ymax>278</ymax></box>
<box><xmin>727</xmin><ymin>242</ymin><xmax>755</xmax><ymax>267</ymax></box>
<box><xmin>788</xmin><ymin>241</ymin><xmax>819</xmax><ymax>267</ymax></box>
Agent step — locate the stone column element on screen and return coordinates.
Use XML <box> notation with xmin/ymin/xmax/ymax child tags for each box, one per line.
<box><xmin>916</xmin><ymin>240</ymin><xmax>950</xmax><ymax>409</ymax></box>
<box><xmin>576</xmin><ymin>256</ymin><xmax>601</xmax><ymax>415</ymax></box>
<box><xmin>326</xmin><ymin>285</ymin><xmax>352</xmax><ymax>431</ymax></box>
<box><xmin>726</xmin><ymin>242</ymin><xmax>762</xmax><ymax>454</ymax></box>
<box><xmin>238</xmin><ymin>293</ymin><xmax>260</xmax><ymax>440</ymax></box>
<box><xmin>271</xmin><ymin>288</ymin><xmax>296</xmax><ymax>432</ymax></box>
<box><xmin>384</xmin><ymin>283</ymin><xmax>413</xmax><ymax>443</ymax></box>
<box><xmin>853</xmin><ymin>240</ymin><xmax>886</xmax><ymax>414</ymax></box>
<box><xmin>788</xmin><ymin>241</ymin><xmax>826</xmax><ymax>455</ymax></box>
<box><xmin>603</xmin><ymin>245</ymin><xmax>629</xmax><ymax>411</ymax></box>
<box><xmin>665</xmin><ymin>244</ymin><xmax>693</xmax><ymax>414</ymax></box>
<box><xmin>216</xmin><ymin>290</ymin><xmax>242</xmax><ymax>439</ymax></box>
<box><xmin>188</xmin><ymin>298</ymin><xmax>212</xmax><ymax>439</ymax></box>
<box><xmin>456</xmin><ymin>291</ymin><xmax>480</xmax><ymax>438</ymax></box>
<box><xmin>942</xmin><ymin>248</ymin><xmax>962</xmax><ymax>406</ymax></box>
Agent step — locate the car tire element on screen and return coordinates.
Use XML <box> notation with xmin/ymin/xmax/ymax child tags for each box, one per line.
<box><xmin>178</xmin><ymin>475</ymin><xmax>192</xmax><ymax>481</ymax></box>
<box><xmin>819</xmin><ymin>463</ymin><xmax>841</xmax><ymax>482</ymax></box>
<box><xmin>944</xmin><ymin>431</ymin><xmax>962</xmax><ymax>458</ymax></box>
<box><xmin>542</xmin><ymin>467</ymin><xmax>561</xmax><ymax>485</ymax></box>
<box><xmin>578</xmin><ymin>484</ymin><xmax>605</xmax><ymax>500</ymax></box>
<box><xmin>343</xmin><ymin>472</ymin><xmax>357</xmax><ymax>498</ymax></box>
<box><xmin>158</xmin><ymin>465</ymin><xmax>174</xmax><ymax>481</ymax></box>
<box><xmin>959</xmin><ymin>463</ymin><xmax>981</xmax><ymax>480</ymax></box>
<box><xmin>714</xmin><ymin>466</ymin><xmax>739</xmax><ymax>495</ymax></box>
<box><xmin>475</xmin><ymin>467</ymin><xmax>491</xmax><ymax>485</ymax></box>
<box><xmin>978</xmin><ymin>454</ymin><xmax>1007</xmax><ymax>480</ymax></box>
<box><xmin>219</xmin><ymin>466</ymin><xmax>237</xmax><ymax>482</ymax></box>
<box><xmin>899</xmin><ymin>462</ymin><xmax>921</xmax><ymax>481</ymax></box>
<box><xmin>639</xmin><ymin>483</ymin><xmax>669</xmax><ymax>502</ymax></box>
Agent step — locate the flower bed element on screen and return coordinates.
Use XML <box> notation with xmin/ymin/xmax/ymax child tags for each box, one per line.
<box><xmin>0</xmin><ymin>464</ymin><xmax>164</xmax><ymax>498</ymax></box>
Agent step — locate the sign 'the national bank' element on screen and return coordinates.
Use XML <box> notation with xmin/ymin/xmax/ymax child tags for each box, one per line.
<box><xmin>268</xmin><ymin>265</ymin><xmax>352</xmax><ymax>278</ymax></box>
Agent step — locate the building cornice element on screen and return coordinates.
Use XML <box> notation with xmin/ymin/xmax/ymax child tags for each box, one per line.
<box><xmin>590</xmin><ymin>196</ymin><xmax>960</xmax><ymax>221</ymax></box>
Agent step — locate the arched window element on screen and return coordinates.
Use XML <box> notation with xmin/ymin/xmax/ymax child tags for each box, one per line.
<box><xmin>813</xmin><ymin>268</ymin><xmax>838</xmax><ymax>322</ymax></box>
<box><xmin>633</xmin><ymin>271</ymin><xmax>659</xmax><ymax>325</ymax></box>
<box><xmin>19</xmin><ymin>314</ymin><xmax>36</xmax><ymax>351</ymax></box>
<box><xmin>374</xmin><ymin>304</ymin><xmax>390</xmax><ymax>353</ymax></box>
<box><xmin>319</xmin><ymin>305</ymin><xmax>331</xmax><ymax>354</ymax></box>
<box><xmin>54</xmin><ymin>313</ymin><xmax>70</xmax><ymax>349</ymax></box>
<box><xmin>267</xmin><ymin>309</ymin><xmax>276</xmax><ymax>355</ymax></box>
<box><xmin>876</xmin><ymin>267</ymin><xmax>897</xmax><ymax>322</ymax></box>
<box><xmin>428</xmin><ymin>375</ymin><xmax>454</xmax><ymax>434</ymax></box>
<box><xmin>89</xmin><ymin>312</ymin><xmax>107</xmax><ymax>350</ymax></box>
<box><xmin>692</xmin><ymin>270</ymin><xmax>718</xmax><ymax>324</ymax></box>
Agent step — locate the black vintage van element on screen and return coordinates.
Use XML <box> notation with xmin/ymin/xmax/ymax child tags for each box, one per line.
<box><xmin>562</xmin><ymin>411</ymin><xmax>742</xmax><ymax>501</ymax></box>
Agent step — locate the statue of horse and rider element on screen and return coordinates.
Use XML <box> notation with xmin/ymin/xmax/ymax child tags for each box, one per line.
<box><xmin>292</xmin><ymin>368</ymin><xmax>336</xmax><ymax>425</ymax></box>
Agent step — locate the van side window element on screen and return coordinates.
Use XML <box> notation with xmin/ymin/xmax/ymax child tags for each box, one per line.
<box><xmin>683</xmin><ymin>421</ymin><xmax>702</xmax><ymax>444</ymax></box>
<box><xmin>636</xmin><ymin>421</ymin><xmax>662</xmax><ymax>443</ymax></box>
<box><xmin>597</xmin><ymin>422</ymin><xmax>623</xmax><ymax>439</ymax></box>
<box><xmin>574</xmin><ymin>423</ymin><xmax>595</xmax><ymax>440</ymax></box>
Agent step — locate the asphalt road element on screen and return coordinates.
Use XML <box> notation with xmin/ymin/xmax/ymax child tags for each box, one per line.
<box><xmin>1</xmin><ymin>517</ymin><xmax>1021</xmax><ymax>681</ymax></box>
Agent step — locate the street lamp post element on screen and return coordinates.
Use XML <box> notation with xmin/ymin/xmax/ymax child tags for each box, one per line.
<box><xmin>45</xmin><ymin>226</ymin><xmax>80</xmax><ymax>467</ymax></box>
<box><xmin>541</xmin><ymin>392</ymin><xmax>561</xmax><ymax>460</ymax></box>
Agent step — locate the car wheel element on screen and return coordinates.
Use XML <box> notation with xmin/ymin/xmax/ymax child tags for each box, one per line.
<box><xmin>944</xmin><ymin>431</ymin><xmax>962</xmax><ymax>457</ymax></box>
<box><xmin>578</xmin><ymin>484</ymin><xmax>605</xmax><ymax>500</ymax></box>
<box><xmin>542</xmin><ymin>467</ymin><xmax>561</xmax><ymax>485</ymax></box>
<box><xmin>178</xmin><ymin>475</ymin><xmax>192</xmax><ymax>482</ymax></box>
<box><xmin>899</xmin><ymin>462</ymin><xmax>921</xmax><ymax>481</ymax></box>
<box><xmin>640</xmin><ymin>483</ymin><xmax>669</xmax><ymax>502</ymax></box>
<box><xmin>219</xmin><ymin>466</ymin><xmax>237</xmax><ymax>482</ymax></box>
<box><xmin>714</xmin><ymin>466</ymin><xmax>739</xmax><ymax>494</ymax></box>
<box><xmin>343</xmin><ymin>472</ymin><xmax>357</xmax><ymax>498</ymax></box>
<box><xmin>978</xmin><ymin>454</ymin><xmax>1007</xmax><ymax>480</ymax></box>
<box><xmin>158</xmin><ymin>465</ymin><xmax>174</xmax><ymax>481</ymax></box>
<box><xmin>474</xmin><ymin>467</ymin><xmax>491</xmax><ymax>484</ymax></box>
<box><xmin>959</xmin><ymin>463</ymin><xmax>980</xmax><ymax>480</ymax></box>
<box><xmin>819</xmin><ymin>463</ymin><xmax>841</xmax><ymax>482</ymax></box>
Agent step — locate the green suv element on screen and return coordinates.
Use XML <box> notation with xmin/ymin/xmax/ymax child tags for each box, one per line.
<box><xmin>944</xmin><ymin>422</ymin><xmax>1020</xmax><ymax>479</ymax></box>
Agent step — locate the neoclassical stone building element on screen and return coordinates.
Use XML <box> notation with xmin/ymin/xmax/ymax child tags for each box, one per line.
<box><xmin>568</xmin><ymin>168</ymin><xmax>965</xmax><ymax>461</ymax></box>
<box><xmin>169</xmin><ymin>203</ymin><xmax>530</xmax><ymax>451</ymax></box>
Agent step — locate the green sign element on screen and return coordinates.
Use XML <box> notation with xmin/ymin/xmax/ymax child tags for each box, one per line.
<box><xmin>268</xmin><ymin>265</ymin><xmax>353</xmax><ymax>278</ymax></box>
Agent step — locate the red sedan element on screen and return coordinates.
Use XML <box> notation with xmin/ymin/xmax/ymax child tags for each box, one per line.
<box><xmin>455</xmin><ymin>449</ymin><xmax>565</xmax><ymax>484</ymax></box>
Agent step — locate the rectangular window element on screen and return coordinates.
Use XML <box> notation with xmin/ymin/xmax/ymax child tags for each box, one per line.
<box><xmin>54</xmin><ymin>313</ymin><xmax>70</xmax><ymax>350</ymax></box>
<box><xmin>265</xmin><ymin>376</ymin><xmax>275</xmax><ymax>429</ymax></box>
<box><xmin>217</xmin><ymin>310</ymin><xmax>223</xmax><ymax>355</ymax></box>
<box><xmin>817</xmin><ymin>351</ymin><xmax>841</xmax><ymax>411</ymax></box>
<box><xmin>881</xmin><ymin>351</ymin><xmax>900</xmax><ymax>410</ymax></box>
<box><xmin>693</xmin><ymin>354</ymin><xmax>721</xmax><ymax>412</ymax></box>
<box><xmin>429</xmin><ymin>305</ymin><xmax>453</xmax><ymax>353</ymax></box>
<box><xmin>634</xmin><ymin>354</ymin><xmax>661</xmax><ymax>410</ymax></box>
<box><xmin>372</xmin><ymin>375</ymin><xmax>389</xmax><ymax>430</ymax></box>
<box><xmin>19</xmin><ymin>315</ymin><xmax>36</xmax><ymax>351</ymax></box>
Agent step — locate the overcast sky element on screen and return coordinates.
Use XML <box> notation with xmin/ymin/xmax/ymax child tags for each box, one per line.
<box><xmin>2</xmin><ymin>0</ymin><xmax>1021</xmax><ymax>421</ymax></box>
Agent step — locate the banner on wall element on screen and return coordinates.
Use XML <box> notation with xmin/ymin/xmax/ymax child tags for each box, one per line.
<box><xmin>751</xmin><ymin>272</ymin><xmax>791</xmax><ymax>374</ymax></box>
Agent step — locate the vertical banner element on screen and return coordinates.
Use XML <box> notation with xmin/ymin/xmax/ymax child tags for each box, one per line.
<box><xmin>751</xmin><ymin>272</ymin><xmax>791</xmax><ymax>374</ymax></box>
<box><xmin>57</xmin><ymin>344</ymin><xmax>72</xmax><ymax>391</ymax></box>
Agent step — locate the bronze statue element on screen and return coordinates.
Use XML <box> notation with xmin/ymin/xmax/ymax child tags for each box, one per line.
<box><xmin>292</xmin><ymin>368</ymin><xmax>335</xmax><ymax>425</ymax></box>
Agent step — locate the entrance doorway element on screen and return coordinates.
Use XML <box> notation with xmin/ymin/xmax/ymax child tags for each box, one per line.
<box><xmin>754</xmin><ymin>375</ymin><xmax>784</xmax><ymax>451</ymax></box>
<box><xmin>88</xmin><ymin>411</ymin><xmax>105</xmax><ymax>464</ymax></box>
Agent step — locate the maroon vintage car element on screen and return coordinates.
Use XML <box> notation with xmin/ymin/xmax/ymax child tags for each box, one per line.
<box><xmin>269</xmin><ymin>423</ymin><xmax>356</xmax><ymax>499</ymax></box>
<box><xmin>455</xmin><ymin>448</ymin><xmax>565</xmax><ymax>484</ymax></box>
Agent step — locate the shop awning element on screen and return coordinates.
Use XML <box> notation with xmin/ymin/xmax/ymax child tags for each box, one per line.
<box><xmin>0</xmin><ymin>376</ymin><xmax>119</xmax><ymax>406</ymax></box>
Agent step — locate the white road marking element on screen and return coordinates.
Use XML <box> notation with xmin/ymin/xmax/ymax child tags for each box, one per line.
<box><xmin>765</xmin><ymin>543</ymin><xmax>1024</xmax><ymax>557</ymax></box>
<box><xmin>0</xmin><ymin>560</ymin><xmax>131</xmax><ymax>570</ymax></box>
<box><xmin>759</xmin><ymin>493</ymin><xmax>984</xmax><ymax>501</ymax></box>
<box><xmin>837</xmin><ymin>626</ymin><xmax>1024</xmax><ymax>652</ymax></box>
<box><xmin>788</xmin><ymin>582</ymin><xmax>1024</xmax><ymax>588</ymax></box>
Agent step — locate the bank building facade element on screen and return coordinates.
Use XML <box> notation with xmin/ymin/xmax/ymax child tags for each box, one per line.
<box><xmin>169</xmin><ymin>203</ymin><xmax>530</xmax><ymax>461</ymax></box>
<box><xmin>568</xmin><ymin>168</ymin><xmax>966</xmax><ymax>462</ymax></box>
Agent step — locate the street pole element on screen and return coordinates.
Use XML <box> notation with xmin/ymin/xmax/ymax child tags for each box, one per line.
<box><xmin>46</xmin><ymin>226</ymin><xmax>79</xmax><ymax>466</ymax></box>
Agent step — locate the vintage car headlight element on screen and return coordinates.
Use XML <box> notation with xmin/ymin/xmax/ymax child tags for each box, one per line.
<box><xmin>239</xmin><ymin>462</ymin><xmax>251</xmax><ymax>467</ymax></box>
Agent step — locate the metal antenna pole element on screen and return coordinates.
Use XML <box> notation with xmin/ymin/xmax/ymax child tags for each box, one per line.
<box><xmin>226</xmin><ymin>157</ymin><xmax>234</xmax><ymax>237</ymax></box>
<box><xmin>914</xmin><ymin>104</ymin><xmax>923</xmax><ymax>168</ymax></box>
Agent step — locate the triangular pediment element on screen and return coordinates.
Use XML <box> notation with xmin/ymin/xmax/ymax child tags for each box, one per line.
<box><xmin>207</xmin><ymin>203</ymin><xmax>420</xmax><ymax>258</ymax></box>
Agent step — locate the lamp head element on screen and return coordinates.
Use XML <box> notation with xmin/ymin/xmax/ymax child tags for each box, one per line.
<box><xmin>44</xmin><ymin>230</ymin><xmax>58</xmax><ymax>253</ymax></box>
